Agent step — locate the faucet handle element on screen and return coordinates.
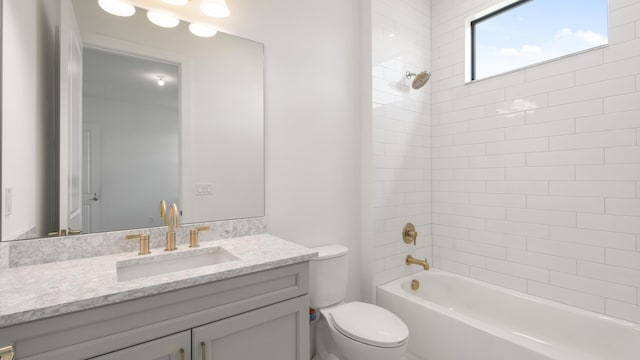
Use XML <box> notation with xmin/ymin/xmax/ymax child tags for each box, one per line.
<box><xmin>403</xmin><ymin>223</ymin><xmax>418</xmax><ymax>245</ymax></box>
<box><xmin>189</xmin><ymin>226</ymin><xmax>210</xmax><ymax>248</ymax></box>
<box><xmin>126</xmin><ymin>234</ymin><xmax>150</xmax><ymax>255</ymax></box>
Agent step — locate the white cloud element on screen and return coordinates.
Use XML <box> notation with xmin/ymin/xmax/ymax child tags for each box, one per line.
<box><xmin>575</xmin><ymin>30</ymin><xmax>607</xmax><ymax>46</ymax></box>
<box><xmin>500</xmin><ymin>47</ymin><xmax>521</xmax><ymax>56</ymax></box>
<box><xmin>521</xmin><ymin>45</ymin><xmax>542</xmax><ymax>54</ymax></box>
<box><xmin>500</xmin><ymin>45</ymin><xmax>542</xmax><ymax>57</ymax></box>
<box><xmin>555</xmin><ymin>28</ymin><xmax>573</xmax><ymax>39</ymax></box>
<box><xmin>554</xmin><ymin>27</ymin><xmax>607</xmax><ymax>46</ymax></box>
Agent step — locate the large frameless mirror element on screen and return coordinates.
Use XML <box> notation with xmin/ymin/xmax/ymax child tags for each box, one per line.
<box><xmin>1</xmin><ymin>0</ymin><xmax>264</xmax><ymax>241</ymax></box>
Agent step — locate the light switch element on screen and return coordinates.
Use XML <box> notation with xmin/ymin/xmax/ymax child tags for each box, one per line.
<box><xmin>195</xmin><ymin>183</ymin><xmax>213</xmax><ymax>196</ymax></box>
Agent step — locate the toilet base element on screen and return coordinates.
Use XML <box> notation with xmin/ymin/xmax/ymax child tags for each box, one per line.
<box><xmin>314</xmin><ymin>312</ymin><xmax>407</xmax><ymax>360</ymax></box>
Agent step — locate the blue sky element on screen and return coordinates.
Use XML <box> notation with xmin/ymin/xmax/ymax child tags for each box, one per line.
<box><xmin>474</xmin><ymin>0</ymin><xmax>608</xmax><ymax>79</ymax></box>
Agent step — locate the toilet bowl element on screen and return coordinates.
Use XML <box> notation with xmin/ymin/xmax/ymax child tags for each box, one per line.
<box><xmin>310</xmin><ymin>245</ymin><xmax>409</xmax><ymax>360</ymax></box>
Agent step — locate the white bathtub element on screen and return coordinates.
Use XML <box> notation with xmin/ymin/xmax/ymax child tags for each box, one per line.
<box><xmin>377</xmin><ymin>269</ymin><xmax>640</xmax><ymax>360</ymax></box>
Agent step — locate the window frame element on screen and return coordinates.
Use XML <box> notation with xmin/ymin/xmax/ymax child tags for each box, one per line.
<box><xmin>470</xmin><ymin>0</ymin><xmax>532</xmax><ymax>81</ymax></box>
<box><xmin>465</xmin><ymin>0</ymin><xmax>608</xmax><ymax>82</ymax></box>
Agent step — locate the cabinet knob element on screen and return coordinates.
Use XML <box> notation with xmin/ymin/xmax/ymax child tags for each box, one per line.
<box><xmin>179</xmin><ymin>348</ymin><xmax>185</xmax><ymax>360</ymax></box>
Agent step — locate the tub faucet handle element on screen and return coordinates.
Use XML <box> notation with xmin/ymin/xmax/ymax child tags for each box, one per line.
<box><xmin>403</xmin><ymin>223</ymin><xmax>418</xmax><ymax>245</ymax></box>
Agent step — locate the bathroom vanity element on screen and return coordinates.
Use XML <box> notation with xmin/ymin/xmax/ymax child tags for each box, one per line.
<box><xmin>0</xmin><ymin>235</ymin><xmax>315</xmax><ymax>360</ymax></box>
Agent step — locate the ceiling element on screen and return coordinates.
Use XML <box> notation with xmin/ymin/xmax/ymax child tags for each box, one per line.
<box><xmin>83</xmin><ymin>46</ymin><xmax>180</xmax><ymax>109</ymax></box>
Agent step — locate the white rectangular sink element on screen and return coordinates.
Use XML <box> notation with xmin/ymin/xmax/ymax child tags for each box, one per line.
<box><xmin>117</xmin><ymin>246</ymin><xmax>239</xmax><ymax>282</ymax></box>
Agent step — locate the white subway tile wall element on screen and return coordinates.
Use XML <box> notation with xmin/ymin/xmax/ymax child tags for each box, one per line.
<box><xmin>371</xmin><ymin>0</ymin><xmax>432</xmax><ymax>287</ymax></box>
<box><xmin>431</xmin><ymin>0</ymin><xmax>640</xmax><ymax>323</ymax></box>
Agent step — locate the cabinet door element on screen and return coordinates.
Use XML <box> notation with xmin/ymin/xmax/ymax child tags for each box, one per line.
<box><xmin>193</xmin><ymin>295</ymin><xmax>309</xmax><ymax>360</ymax></box>
<box><xmin>89</xmin><ymin>331</ymin><xmax>190</xmax><ymax>360</ymax></box>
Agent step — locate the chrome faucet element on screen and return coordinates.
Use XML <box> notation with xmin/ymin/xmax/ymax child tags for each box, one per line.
<box><xmin>165</xmin><ymin>203</ymin><xmax>179</xmax><ymax>251</ymax></box>
<box><xmin>406</xmin><ymin>255</ymin><xmax>429</xmax><ymax>270</ymax></box>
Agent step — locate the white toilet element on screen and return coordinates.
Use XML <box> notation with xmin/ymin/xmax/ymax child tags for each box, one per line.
<box><xmin>310</xmin><ymin>245</ymin><xmax>409</xmax><ymax>360</ymax></box>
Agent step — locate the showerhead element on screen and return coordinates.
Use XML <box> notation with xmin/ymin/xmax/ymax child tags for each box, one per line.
<box><xmin>406</xmin><ymin>70</ymin><xmax>431</xmax><ymax>89</ymax></box>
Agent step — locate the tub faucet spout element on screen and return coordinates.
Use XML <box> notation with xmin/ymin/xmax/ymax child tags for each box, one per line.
<box><xmin>406</xmin><ymin>255</ymin><xmax>429</xmax><ymax>270</ymax></box>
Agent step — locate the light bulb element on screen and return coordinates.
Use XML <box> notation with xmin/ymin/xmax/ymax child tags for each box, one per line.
<box><xmin>189</xmin><ymin>23</ymin><xmax>218</xmax><ymax>38</ymax></box>
<box><xmin>161</xmin><ymin>0</ymin><xmax>189</xmax><ymax>5</ymax></box>
<box><xmin>98</xmin><ymin>0</ymin><xmax>135</xmax><ymax>17</ymax></box>
<box><xmin>146</xmin><ymin>10</ymin><xmax>180</xmax><ymax>28</ymax></box>
<box><xmin>157</xmin><ymin>76</ymin><xmax>166</xmax><ymax>86</ymax></box>
<box><xmin>200</xmin><ymin>0</ymin><xmax>230</xmax><ymax>18</ymax></box>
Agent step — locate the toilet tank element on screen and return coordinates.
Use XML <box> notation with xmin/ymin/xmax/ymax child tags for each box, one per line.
<box><xmin>309</xmin><ymin>245</ymin><xmax>349</xmax><ymax>309</ymax></box>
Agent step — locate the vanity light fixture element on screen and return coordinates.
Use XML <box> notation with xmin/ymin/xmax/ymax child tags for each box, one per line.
<box><xmin>161</xmin><ymin>0</ymin><xmax>189</xmax><ymax>5</ymax></box>
<box><xmin>146</xmin><ymin>10</ymin><xmax>180</xmax><ymax>28</ymax></box>
<box><xmin>98</xmin><ymin>0</ymin><xmax>221</xmax><ymax>38</ymax></box>
<box><xmin>189</xmin><ymin>23</ymin><xmax>218</xmax><ymax>38</ymax></box>
<box><xmin>200</xmin><ymin>0</ymin><xmax>230</xmax><ymax>18</ymax></box>
<box><xmin>157</xmin><ymin>75</ymin><xmax>166</xmax><ymax>86</ymax></box>
<box><xmin>98</xmin><ymin>0</ymin><xmax>135</xmax><ymax>17</ymax></box>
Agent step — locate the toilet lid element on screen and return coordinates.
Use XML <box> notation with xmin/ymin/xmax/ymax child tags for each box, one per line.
<box><xmin>327</xmin><ymin>302</ymin><xmax>409</xmax><ymax>348</ymax></box>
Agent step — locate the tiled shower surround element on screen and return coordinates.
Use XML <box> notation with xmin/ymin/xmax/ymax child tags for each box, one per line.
<box><xmin>430</xmin><ymin>0</ymin><xmax>640</xmax><ymax>323</ymax></box>
<box><xmin>369</xmin><ymin>0</ymin><xmax>432</xmax><ymax>291</ymax></box>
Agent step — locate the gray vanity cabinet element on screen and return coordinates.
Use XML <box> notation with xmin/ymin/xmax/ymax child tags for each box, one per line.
<box><xmin>1</xmin><ymin>262</ymin><xmax>310</xmax><ymax>360</ymax></box>
<box><xmin>88</xmin><ymin>296</ymin><xmax>307</xmax><ymax>360</ymax></box>
<box><xmin>89</xmin><ymin>331</ymin><xmax>191</xmax><ymax>360</ymax></box>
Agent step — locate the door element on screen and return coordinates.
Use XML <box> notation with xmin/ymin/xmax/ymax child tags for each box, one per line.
<box><xmin>82</xmin><ymin>123</ymin><xmax>101</xmax><ymax>233</ymax></box>
<box><xmin>89</xmin><ymin>331</ymin><xmax>190</xmax><ymax>360</ymax></box>
<box><xmin>192</xmin><ymin>296</ymin><xmax>309</xmax><ymax>360</ymax></box>
<box><xmin>58</xmin><ymin>0</ymin><xmax>83</xmax><ymax>234</ymax></box>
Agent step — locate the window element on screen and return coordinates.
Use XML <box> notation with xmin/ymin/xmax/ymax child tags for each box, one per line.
<box><xmin>468</xmin><ymin>0</ymin><xmax>608</xmax><ymax>81</ymax></box>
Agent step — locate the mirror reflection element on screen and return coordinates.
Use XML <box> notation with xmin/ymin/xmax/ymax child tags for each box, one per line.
<box><xmin>83</xmin><ymin>47</ymin><xmax>180</xmax><ymax>233</ymax></box>
<box><xmin>1</xmin><ymin>0</ymin><xmax>265</xmax><ymax>241</ymax></box>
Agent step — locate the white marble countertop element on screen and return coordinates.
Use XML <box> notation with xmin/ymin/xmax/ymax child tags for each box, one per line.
<box><xmin>0</xmin><ymin>234</ymin><xmax>317</xmax><ymax>328</ymax></box>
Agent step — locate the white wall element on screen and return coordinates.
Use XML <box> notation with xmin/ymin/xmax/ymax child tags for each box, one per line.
<box><xmin>180</xmin><ymin>35</ymin><xmax>263</xmax><ymax>223</ymax></box>
<box><xmin>215</xmin><ymin>0</ymin><xmax>363</xmax><ymax>301</ymax></box>
<box><xmin>361</xmin><ymin>0</ymin><xmax>432</xmax><ymax>301</ymax></box>
<box><xmin>2</xmin><ymin>0</ymin><xmax>59</xmax><ymax>239</ymax></box>
<box><xmin>431</xmin><ymin>0</ymin><xmax>640</xmax><ymax>323</ymax></box>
